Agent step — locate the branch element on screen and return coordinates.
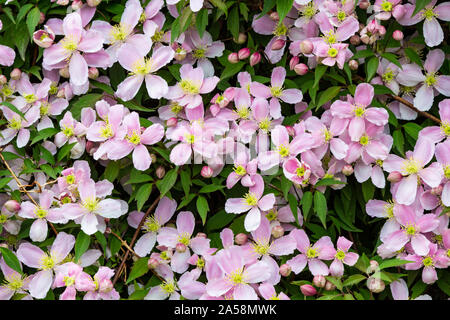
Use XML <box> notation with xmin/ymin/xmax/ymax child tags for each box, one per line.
<box><xmin>388</xmin><ymin>94</ymin><xmax>441</xmax><ymax>124</ymax></box>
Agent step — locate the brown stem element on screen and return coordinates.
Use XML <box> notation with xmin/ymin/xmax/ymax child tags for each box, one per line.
<box><xmin>388</xmin><ymin>94</ymin><xmax>441</xmax><ymax>124</ymax></box>
<box><xmin>112</xmin><ymin>194</ymin><xmax>161</xmax><ymax>286</ymax></box>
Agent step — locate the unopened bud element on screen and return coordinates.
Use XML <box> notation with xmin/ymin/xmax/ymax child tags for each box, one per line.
<box><xmin>56</xmin><ymin>0</ymin><xmax>69</xmax><ymax>5</ymax></box>
<box><xmin>176</xmin><ymin>243</ymin><xmax>187</xmax><ymax>253</ymax></box>
<box><xmin>271</xmin><ymin>39</ymin><xmax>285</xmax><ymax>51</ymax></box>
<box><xmin>294</xmin><ymin>63</ymin><xmax>308</xmax><ymax>75</ymax></box>
<box><xmin>289</xmin><ymin>56</ymin><xmax>300</xmax><ymax>70</ymax></box>
<box><xmin>299</xmin><ymin>40</ymin><xmax>314</xmax><ymax>55</ymax></box>
<box><xmin>71</xmin><ymin>0</ymin><xmax>83</xmax><ymax>10</ymax></box>
<box><xmin>387</xmin><ymin>171</ymin><xmax>402</xmax><ymax>183</ymax></box>
<box><xmin>86</xmin><ymin>0</ymin><xmax>102</xmax><ymax>7</ymax></box>
<box><xmin>85</xmin><ymin>140</ymin><xmax>96</xmax><ymax>154</ymax></box>
<box><xmin>174</xmin><ymin>48</ymin><xmax>187</xmax><ymax>61</ymax></box>
<box><xmin>271</xmin><ymin>225</ymin><xmax>284</xmax><ymax>238</ymax></box>
<box><xmin>392</xmin><ymin>30</ymin><xmax>404</xmax><ymax>41</ymax></box>
<box><xmin>148</xmin><ymin>257</ymin><xmax>159</xmax><ymax>269</ymax></box>
<box><xmin>360</xmin><ymin>34</ymin><xmax>370</xmax><ymax>44</ymax></box>
<box><xmin>228</xmin><ymin>52</ymin><xmax>239</xmax><ymax>64</ymax></box>
<box><xmin>33</xmin><ymin>26</ymin><xmax>55</xmax><ymax>48</ymax></box>
<box><xmin>4</xmin><ymin>200</ymin><xmax>20</xmax><ymax>213</ymax></box>
<box><xmin>367</xmin><ymin>260</ymin><xmax>379</xmax><ymax>274</ymax></box>
<box><xmin>349</xmin><ymin>60</ymin><xmax>359</xmax><ymax>70</ymax></box>
<box><xmin>234</xmin><ymin>33</ymin><xmax>247</xmax><ymax>44</ymax></box>
<box><xmin>238</xmin><ymin>48</ymin><xmax>251</xmax><ymax>60</ymax></box>
<box><xmin>39</xmin><ymin>12</ymin><xmax>46</xmax><ymax>24</ymax></box>
<box><xmin>166</xmin><ymin>117</ymin><xmax>178</xmax><ymax>127</ymax></box>
<box><xmin>313</xmin><ymin>275</ymin><xmax>326</xmax><ymax>288</ymax></box>
<box><xmin>378</xmin><ymin>26</ymin><xmax>386</xmax><ymax>36</ymax></box>
<box><xmin>367</xmin><ymin>277</ymin><xmax>385</xmax><ymax>293</ymax></box>
<box><xmin>350</xmin><ymin>35</ymin><xmax>361</xmax><ymax>46</ymax></box>
<box><xmin>0</xmin><ymin>75</ymin><xmax>7</xmax><ymax>85</ymax></box>
<box><xmin>88</xmin><ymin>67</ymin><xmax>99</xmax><ymax>79</ymax></box>
<box><xmin>156</xmin><ymin>166</ymin><xmax>165</xmax><ymax>179</ymax></box>
<box><xmin>286</xmin><ymin>125</ymin><xmax>295</xmax><ymax>136</ymax></box>
<box><xmin>235</xmin><ymin>233</ymin><xmax>248</xmax><ymax>245</ymax></box>
<box><xmin>10</xmin><ymin>68</ymin><xmax>22</xmax><ymax>80</ymax></box>
<box><xmin>325</xmin><ymin>281</ymin><xmax>336</xmax><ymax>291</ymax></box>
<box><xmin>279</xmin><ymin>264</ymin><xmax>292</xmax><ymax>277</ymax></box>
<box><xmin>59</xmin><ymin>67</ymin><xmax>70</xmax><ymax>78</ymax></box>
<box><xmin>359</xmin><ymin>0</ymin><xmax>370</xmax><ymax>10</ymax></box>
<box><xmin>269</xmin><ymin>12</ymin><xmax>279</xmax><ymax>21</ymax></box>
<box><xmin>104</xmin><ymin>227</ymin><xmax>111</xmax><ymax>234</ymax></box>
<box><xmin>201</xmin><ymin>166</ymin><xmax>213</xmax><ymax>178</ymax></box>
<box><xmin>196</xmin><ymin>232</ymin><xmax>207</xmax><ymax>238</ymax></box>
<box><xmin>250</xmin><ymin>52</ymin><xmax>261</xmax><ymax>67</ymax></box>
<box><xmin>300</xmin><ymin>284</ymin><xmax>317</xmax><ymax>296</ymax></box>
<box><xmin>342</xmin><ymin>164</ymin><xmax>354</xmax><ymax>176</ymax></box>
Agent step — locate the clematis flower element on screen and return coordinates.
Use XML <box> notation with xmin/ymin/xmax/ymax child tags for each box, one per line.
<box><xmin>396</xmin><ymin>49</ymin><xmax>450</xmax><ymax>111</ymax></box>
<box><xmin>0</xmin><ymin>44</ymin><xmax>15</xmax><ymax>66</ymax></box>
<box><xmin>115</xmin><ymin>43</ymin><xmax>174</xmax><ymax>101</ymax></box>
<box><xmin>258</xmin><ymin>282</ymin><xmax>290</xmax><ymax>300</ymax></box>
<box><xmin>52</xmin><ymin>262</ymin><xmax>91</xmax><ymax>300</ymax></box>
<box><xmin>0</xmin><ymin>103</ymin><xmax>40</xmax><ymax>148</ymax></box>
<box><xmin>418</xmin><ymin>99</ymin><xmax>450</xmax><ymax>144</ymax></box>
<box><xmin>226</xmin><ymin>143</ymin><xmax>258</xmax><ymax>189</ymax></box>
<box><xmin>373</xmin><ymin>0</ymin><xmax>405</xmax><ymax>20</ymax></box>
<box><xmin>282</xmin><ymin>157</ymin><xmax>312</xmax><ymax>186</ymax></box>
<box><xmin>16</xmin><ymin>232</ymin><xmax>75</xmax><ymax>299</ymax></box>
<box><xmin>225</xmin><ymin>174</ymin><xmax>276</xmax><ymax>232</ymax></box>
<box><xmin>434</xmin><ymin>140</ymin><xmax>450</xmax><ymax>206</ymax></box>
<box><xmin>390</xmin><ymin>279</ymin><xmax>431</xmax><ymax>300</ymax></box>
<box><xmin>82</xmin><ymin>267</ymin><xmax>120</xmax><ymax>300</ymax></box>
<box><xmin>144</xmin><ymin>264</ymin><xmax>180</xmax><ymax>300</ymax></box>
<box><xmin>329</xmin><ymin>236</ymin><xmax>359</xmax><ymax>277</ymax></box>
<box><xmin>0</xmin><ymin>257</ymin><xmax>32</xmax><ymax>300</ymax></box>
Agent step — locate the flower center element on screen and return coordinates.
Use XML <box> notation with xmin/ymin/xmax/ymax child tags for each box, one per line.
<box><xmin>382</xmin><ymin>69</ymin><xmax>395</xmax><ymax>83</ymax></box>
<box><xmin>296</xmin><ymin>166</ymin><xmax>306</xmax><ymax>177</ymax></box>
<box><xmin>65</xmin><ymin>173</ymin><xmax>76</xmax><ymax>185</ymax></box>
<box><xmin>425</xmin><ymin>73</ymin><xmax>437</xmax><ymax>87</ymax></box>
<box><xmin>376</xmin><ymin>159</ymin><xmax>384</xmax><ymax>167</ymax></box>
<box><xmin>151</xmin><ymin>30</ymin><xmax>165</xmax><ymax>43</ymax></box>
<box><xmin>302</xmin><ymin>3</ymin><xmax>317</xmax><ymax>19</ymax></box>
<box><xmin>381</xmin><ymin>0</ymin><xmax>392</xmax><ymax>11</ymax></box>
<box><xmin>306</xmin><ymin>247</ymin><xmax>318</xmax><ymax>259</ymax></box>
<box><xmin>111</xmin><ymin>23</ymin><xmax>129</xmax><ymax>42</ymax></box>
<box><xmin>35</xmin><ymin>207</ymin><xmax>48</xmax><ymax>219</ymax></box>
<box><xmin>100</xmin><ymin>124</ymin><xmax>114</xmax><ymax>138</ymax></box>
<box><xmin>324</xmin><ymin>129</ymin><xmax>332</xmax><ymax>142</ymax></box>
<box><xmin>61</xmin><ymin>36</ymin><xmax>78</xmax><ymax>53</ymax></box>
<box><xmin>337</xmin><ymin>10</ymin><xmax>346</xmax><ymax>21</ymax></box>
<box><xmin>180</xmin><ymin>79</ymin><xmax>200</xmax><ymax>95</ymax></box>
<box><xmin>160</xmin><ymin>250</ymin><xmax>171</xmax><ymax>261</ymax></box>
<box><xmin>83</xmin><ymin>198</ymin><xmax>99</xmax><ymax>212</ymax></box>
<box><xmin>161</xmin><ymin>281</ymin><xmax>176</xmax><ymax>294</ymax></box>
<box><xmin>6</xmin><ymin>275</ymin><xmax>24</xmax><ymax>291</ymax></box>
<box><xmin>422</xmin><ymin>256</ymin><xmax>433</xmax><ymax>267</ymax></box>
<box><xmin>40</xmin><ymin>102</ymin><xmax>50</xmax><ymax>116</ymax></box>
<box><xmin>266</xmin><ymin>209</ymin><xmax>278</xmax><ymax>221</ymax></box>
<box><xmin>0</xmin><ymin>214</ymin><xmax>7</xmax><ymax>224</ymax></box>
<box><xmin>359</xmin><ymin>134</ymin><xmax>370</xmax><ymax>146</ymax></box>
<box><xmin>404</xmin><ymin>224</ymin><xmax>417</xmax><ymax>236</ymax></box>
<box><xmin>192</xmin><ymin>47</ymin><xmax>206</xmax><ymax>59</ymax></box>
<box><xmin>62</xmin><ymin>126</ymin><xmax>74</xmax><ymax>137</ymax></box>
<box><xmin>253</xmin><ymin>240</ymin><xmax>271</xmax><ymax>256</ymax></box>
<box><xmin>185</xmin><ymin>133</ymin><xmax>195</xmax><ymax>144</ymax></box>
<box><xmin>441</xmin><ymin>122</ymin><xmax>450</xmax><ymax>136</ymax></box>
<box><xmin>1</xmin><ymin>85</ymin><xmax>13</xmax><ymax>97</ymax></box>
<box><xmin>278</xmin><ymin>145</ymin><xmax>290</xmax><ymax>158</ymax></box>
<box><xmin>327</xmin><ymin>47</ymin><xmax>338</xmax><ymax>58</ymax></box>
<box><xmin>401</xmin><ymin>158</ymin><xmax>421</xmax><ymax>175</ymax></box>
<box><xmin>143</xmin><ymin>216</ymin><xmax>160</xmax><ymax>233</ymax></box>
<box><xmin>273</xmin><ymin>24</ymin><xmax>288</xmax><ymax>37</ymax></box>
<box><xmin>8</xmin><ymin>118</ymin><xmax>22</xmax><ymax>130</ymax></box>
<box><xmin>227</xmin><ymin>268</ymin><xmax>246</xmax><ymax>285</ymax></box>
<box><xmin>127</xmin><ymin>131</ymin><xmax>141</xmax><ymax>145</ymax></box>
<box><xmin>353</xmin><ymin>105</ymin><xmax>366</xmax><ymax>117</ymax></box>
<box><xmin>444</xmin><ymin>165</ymin><xmax>450</xmax><ymax>179</ymax></box>
<box><xmin>259</xmin><ymin>118</ymin><xmax>272</xmax><ymax>132</ymax></box>
<box><xmin>63</xmin><ymin>276</ymin><xmax>75</xmax><ymax>287</ymax></box>
<box><xmin>234</xmin><ymin>165</ymin><xmax>247</xmax><ymax>176</ymax></box>
<box><xmin>170</xmin><ymin>102</ymin><xmax>183</xmax><ymax>114</ymax></box>
<box><xmin>422</xmin><ymin>7</ymin><xmax>437</xmax><ymax>21</ymax></box>
<box><xmin>24</xmin><ymin>93</ymin><xmax>37</xmax><ymax>103</ymax></box>
<box><xmin>323</xmin><ymin>31</ymin><xmax>337</xmax><ymax>45</ymax></box>
<box><xmin>384</xmin><ymin>202</ymin><xmax>394</xmax><ymax>219</ymax></box>
<box><xmin>243</xmin><ymin>193</ymin><xmax>258</xmax><ymax>206</ymax></box>
<box><xmin>177</xmin><ymin>232</ymin><xmax>191</xmax><ymax>246</ymax></box>
<box><xmin>270</xmin><ymin>86</ymin><xmax>283</xmax><ymax>98</ymax></box>
<box><xmin>235</xmin><ymin>106</ymin><xmax>250</xmax><ymax>119</ymax></box>
<box><xmin>335</xmin><ymin>250</ymin><xmax>346</xmax><ymax>260</ymax></box>
<box><xmin>131</xmin><ymin>58</ymin><xmax>153</xmax><ymax>75</ymax></box>
<box><xmin>40</xmin><ymin>255</ymin><xmax>55</xmax><ymax>270</ymax></box>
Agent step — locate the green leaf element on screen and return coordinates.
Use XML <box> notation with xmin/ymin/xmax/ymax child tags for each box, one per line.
<box><xmin>220</xmin><ymin>61</ymin><xmax>245</xmax><ymax>81</ymax></box>
<box><xmin>0</xmin><ymin>247</ymin><xmax>22</xmax><ymax>275</ymax></box>
<box><xmin>380</xmin><ymin>52</ymin><xmax>402</xmax><ymax>69</ymax></box>
<box><xmin>196</xmin><ymin>8</ymin><xmax>209</xmax><ymax>39</ymax></box>
<box><xmin>104</xmin><ymin>161</ymin><xmax>120</xmax><ymax>182</ymax></box>
<box><xmin>326</xmin><ymin>276</ymin><xmax>343</xmax><ymax>291</ymax></box>
<box><xmin>366</xmin><ymin>56</ymin><xmax>379</xmax><ymax>82</ymax></box>
<box><xmin>177</xmin><ymin>193</ymin><xmax>196</xmax><ymax>210</ymax></box>
<box><xmin>239</xmin><ymin>2</ymin><xmax>249</xmax><ymax>21</ymax></box>
<box><xmin>301</xmin><ymin>191</ymin><xmax>313</xmax><ymax>221</ymax></box>
<box><xmin>343</xmin><ymin>274</ymin><xmax>367</xmax><ymax>287</ymax></box>
<box><xmin>199</xmin><ymin>184</ymin><xmax>225</xmax><ymax>193</ymax></box>
<box><xmin>170</xmin><ymin>16</ymin><xmax>181</xmax><ymax>43</ymax></box>
<box><xmin>180</xmin><ymin>169</ymin><xmax>191</xmax><ymax>196</ymax></box>
<box><xmin>136</xmin><ymin>183</ymin><xmax>152</xmax><ymax>212</ymax></box>
<box><xmin>17</xmin><ymin>4</ymin><xmax>34</xmax><ymax>24</ymax></box>
<box><xmin>379</xmin><ymin>258</ymin><xmax>413</xmax><ymax>270</ymax></box>
<box><xmin>410</xmin><ymin>281</ymin><xmax>428</xmax><ymax>299</ymax></box>
<box><xmin>404</xmin><ymin>48</ymin><xmax>423</xmax><ymax>68</ymax></box>
<box><xmin>74</xmin><ymin>231</ymin><xmax>91</xmax><ymax>262</ymax></box>
<box><xmin>1</xmin><ymin>101</ymin><xmax>26</xmax><ymax>120</ymax></box>
<box><xmin>210</xmin><ymin>0</ymin><xmax>228</xmax><ymax>16</ymax></box>
<box><xmin>31</xmin><ymin>128</ymin><xmax>58</xmax><ymax>145</ymax></box>
<box><xmin>1</xmin><ymin>151</ymin><xmax>21</xmax><ymax>161</ymax></box>
<box><xmin>393</xmin><ymin>129</ymin><xmax>405</xmax><ymax>156</ymax></box>
<box><xmin>156</xmin><ymin>168</ymin><xmax>178</xmax><ymax>197</ymax></box>
<box><xmin>57</xmin><ymin>142</ymin><xmax>77</xmax><ymax>162</ymax></box>
<box><xmin>3</xmin><ymin>7</ymin><xmax>16</xmax><ymax>24</ymax></box>
<box><xmin>313</xmin><ymin>65</ymin><xmax>327</xmax><ymax>88</ymax></box>
<box><xmin>90</xmin><ymin>79</ymin><xmax>115</xmax><ymax>95</ymax></box>
<box><xmin>288</xmin><ymin>193</ymin><xmax>300</xmax><ymax>226</ymax></box>
<box><xmin>257</xmin><ymin>0</ymin><xmax>276</xmax><ymax>19</ymax></box>
<box><xmin>314</xmin><ymin>191</ymin><xmax>327</xmax><ymax>228</ymax></box>
<box><xmin>227</xmin><ymin>6</ymin><xmax>239</xmax><ymax>40</ymax></box>
<box><xmin>126</xmin><ymin>257</ymin><xmax>149</xmax><ymax>284</ymax></box>
<box><xmin>206</xmin><ymin>210</ymin><xmax>235</xmax><ymax>232</ymax></box>
<box><xmin>412</xmin><ymin>0</ymin><xmax>432</xmax><ymax>17</ymax></box>
<box><xmin>315</xmin><ymin>177</ymin><xmax>345</xmax><ymax>187</ymax></box>
<box><xmin>362</xmin><ymin>180</ymin><xmax>375</xmax><ymax>202</ymax></box>
<box><xmin>26</xmin><ymin>7</ymin><xmax>41</xmax><ymax>38</ymax></box>
<box><xmin>70</xmin><ymin>94</ymin><xmax>103</xmax><ymax>119</ymax></box>
<box><xmin>280</xmin><ymin>175</ymin><xmax>292</xmax><ymax>200</ymax></box>
<box><xmin>276</xmin><ymin>0</ymin><xmax>294</xmax><ymax>25</ymax></box>
<box><xmin>403</xmin><ymin>122</ymin><xmax>422</xmax><ymax>140</ymax></box>
<box><xmin>196</xmin><ymin>195</ymin><xmax>209</xmax><ymax>225</ymax></box>
<box><xmin>0</xmin><ymin>177</ymin><xmax>13</xmax><ymax>190</ymax></box>
<box><xmin>316</xmin><ymin>86</ymin><xmax>341</xmax><ymax>110</ymax></box>
<box><xmin>351</xmin><ymin>49</ymin><xmax>375</xmax><ymax>60</ymax></box>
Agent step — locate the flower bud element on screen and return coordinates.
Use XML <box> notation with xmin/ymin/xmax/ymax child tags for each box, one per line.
<box><xmin>56</xmin><ymin>0</ymin><xmax>69</xmax><ymax>5</ymax></box>
<box><xmin>342</xmin><ymin>164</ymin><xmax>354</xmax><ymax>176</ymax></box>
<box><xmin>289</xmin><ymin>56</ymin><xmax>300</xmax><ymax>70</ymax></box>
<box><xmin>300</xmin><ymin>284</ymin><xmax>317</xmax><ymax>296</ymax></box>
<box><xmin>176</xmin><ymin>243</ymin><xmax>187</xmax><ymax>253</ymax></box>
<box><xmin>325</xmin><ymin>281</ymin><xmax>336</xmax><ymax>291</ymax></box>
<box><xmin>4</xmin><ymin>200</ymin><xmax>20</xmax><ymax>213</ymax></box>
<box><xmin>235</xmin><ymin>233</ymin><xmax>248</xmax><ymax>245</ymax></box>
<box><xmin>233</xmin><ymin>33</ymin><xmax>247</xmax><ymax>44</ymax></box>
<box><xmin>279</xmin><ymin>264</ymin><xmax>291</xmax><ymax>277</ymax></box>
<box><xmin>271</xmin><ymin>39</ymin><xmax>286</xmax><ymax>51</ymax></box>
<box><xmin>0</xmin><ymin>75</ymin><xmax>7</xmax><ymax>85</ymax></box>
<box><xmin>271</xmin><ymin>225</ymin><xmax>284</xmax><ymax>238</ymax></box>
<box><xmin>392</xmin><ymin>30</ymin><xmax>404</xmax><ymax>41</ymax></box>
<box><xmin>174</xmin><ymin>47</ymin><xmax>187</xmax><ymax>61</ymax></box>
<box><xmin>359</xmin><ymin>0</ymin><xmax>370</xmax><ymax>10</ymax></box>
<box><xmin>10</xmin><ymin>68</ymin><xmax>22</xmax><ymax>80</ymax></box>
<box><xmin>85</xmin><ymin>140</ymin><xmax>96</xmax><ymax>154</ymax></box>
<box><xmin>88</xmin><ymin>67</ymin><xmax>99</xmax><ymax>79</ymax></box>
<box><xmin>156</xmin><ymin>166</ymin><xmax>165</xmax><ymax>179</ymax></box>
<box><xmin>360</xmin><ymin>34</ymin><xmax>370</xmax><ymax>44</ymax></box>
<box><xmin>59</xmin><ymin>67</ymin><xmax>70</xmax><ymax>78</ymax></box>
<box><xmin>387</xmin><ymin>171</ymin><xmax>402</xmax><ymax>183</ymax></box>
<box><xmin>33</xmin><ymin>26</ymin><xmax>55</xmax><ymax>48</ymax></box>
<box><xmin>238</xmin><ymin>48</ymin><xmax>251</xmax><ymax>60</ymax></box>
<box><xmin>367</xmin><ymin>260</ymin><xmax>379</xmax><ymax>274</ymax></box>
<box><xmin>166</xmin><ymin>117</ymin><xmax>178</xmax><ymax>127</ymax></box>
<box><xmin>104</xmin><ymin>227</ymin><xmax>111</xmax><ymax>234</ymax></box>
<box><xmin>196</xmin><ymin>232</ymin><xmax>207</xmax><ymax>238</ymax></box>
<box><xmin>349</xmin><ymin>60</ymin><xmax>359</xmax><ymax>70</ymax></box>
<box><xmin>294</xmin><ymin>63</ymin><xmax>308</xmax><ymax>75</ymax></box>
<box><xmin>286</xmin><ymin>125</ymin><xmax>296</xmax><ymax>136</ymax></box>
<box><xmin>201</xmin><ymin>166</ymin><xmax>213</xmax><ymax>178</ymax></box>
<box><xmin>367</xmin><ymin>277</ymin><xmax>385</xmax><ymax>293</ymax></box>
<box><xmin>148</xmin><ymin>257</ymin><xmax>159</xmax><ymax>269</ymax></box>
<box><xmin>431</xmin><ymin>185</ymin><xmax>443</xmax><ymax>196</ymax></box>
<box><xmin>150</xmin><ymin>154</ymin><xmax>157</xmax><ymax>163</ymax></box>
<box><xmin>71</xmin><ymin>0</ymin><xmax>83</xmax><ymax>10</ymax></box>
<box><xmin>349</xmin><ymin>35</ymin><xmax>360</xmax><ymax>46</ymax></box>
<box><xmin>86</xmin><ymin>0</ymin><xmax>102</xmax><ymax>7</ymax></box>
<box><xmin>378</xmin><ymin>26</ymin><xmax>386</xmax><ymax>36</ymax></box>
<box><xmin>269</xmin><ymin>12</ymin><xmax>279</xmax><ymax>21</ymax></box>
<box><xmin>313</xmin><ymin>275</ymin><xmax>326</xmax><ymax>288</ymax></box>
<box><xmin>228</xmin><ymin>52</ymin><xmax>239</xmax><ymax>64</ymax></box>
<box><xmin>299</xmin><ymin>40</ymin><xmax>314</xmax><ymax>55</ymax></box>
<box><xmin>249</xmin><ymin>52</ymin><xmax>261</xmax><ymax>67</ymax></box>
<box><xmin>39</xmin><ymin>12</ymin><xmax>46</xmax><ymax>24</ymax></box>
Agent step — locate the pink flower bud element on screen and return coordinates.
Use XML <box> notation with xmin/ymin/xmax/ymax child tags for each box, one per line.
<box><xmin>325</xmin><ymin>281</ymin><xmax>336</xmax><ymax>291</ymax></box>
<box><xmin>349</xmin><ymin>60</ymin><xmax>359</xmax><ymax>70</ymax></box>
<box><xmin>269</xmin><ymin>12</ymin><xmax>279</xmax><ymax>21</ymax></box>
<box><xmin>10</xmin><ymin>68</ymin><xmax>22</xmax><ymax>80</ymax></box>
<box><xmin>300</xmin><ymin>284</ymin><xmax>317</xmax><ymax>296</ymax></box>
<box><xmin>279</xmin><ymin>264</ymin><xmax>291</xmax><ymax>277</ymax></box>
<box><xmin>228</xmin><ymin>52</ymin><xmax>239</xmax><ymax>64</ymax></box>
<box><xmin>176</xmin><ymin>243</ymin><xmax>187</xmax><ymax>253</ymax></box>
<box><xmin>233</xmin><ymin>33</ymin><xmax>247</xmax><ymax>44</ymax></box>
<box><xmin>148</xmin><ymin>257</ymin><xmax>159</xmax><ymax>269</ymax></box>
<box><xmin>85</xmin><ymin>140</ymin><xmax>96</xmax><ymax>154</ymax></box>
<box><xmin>88</xmin><ymin>67</ymin><xmax>99</xmax><ymax>79</ymax></box>
<box><xmin>387</xmin><ymin>171</ymin><xmax>402</xmax><ymax>183</ymax></box>
<box><xmin>359</xmin><ymin>0</ymin><xmax>370</xmax><ymax>10</ymax></box>
<box><xmin>56</xmin><ymin>0</ymin><xmax>69</xmax><ymax>5</ymax></box>
<box><xmin>367</xmin><ymin>277</ymin><xmax>385</xmax><ymax>293</ymax></box>
<box><xmin>431</xmin><ymin>185</ymin><xmax>443</xmax><ymax>196</ymax></box>
<box><xmin>392</xmin><ymin>30</ymin><xmax>404</xmax><ymax>41</ymax></box>
<box><xmin>350</xmin><ymin>35</ymin><xmax>361</xmax><ymax>46</ymax></box>
<box><xmin>4</xmin><ymin>200</ymin><xmax>20</xmax><ymax>213</ymax></box>
<box><xmin>0</xmin><ymin>75</ymin><xmax>7</xmax><ymax>86</ymax></box>
<box><xmin>39</xmin><ymin>12</ymin><xmax>46</xmax><ymax>24</ymax></box>
<box><xmin>250</xmin><ymin>52</ymin><xmax>261</xmax><ymax>66</ymax></box>
<box><xmin>238</xmin><ymin>48</ymin><xmax>251</xmax><ymax>60</ymax></box>
<box><xmin>367</xmin><ymin>260</ymin><xmax>379</xmax><ymax>274</ymax></box>
<box><xmin>196</xmin><ymin>232</ymin><xmax>207</xmax><ymax>238</ymax></box>
<box><xmin>59</xmin><ymin>67</ymin><xmax>70</xmax><ymax>78</ymax></box>
<box><xmin>299</xmin><ymin>40</ymin><xmax>313</xmax><ymax>54</ymax></box>
<box><xmin>235</xmin><ymin>233</ymin><xmax>248</xmax><ymax>245</ymax></box>
<box><xmin>86</xmin><ymin>0</ymin><xmax>102</xmax><ymax>7</ymax></box>
<box><xmin>313</xmin><ymin>275</ymin><xmax>326</xmax><ymax>288</ymax></box>
<box><xmin>378</xmin><ymin>26</ymin><xmax>386</xmax><ymax>35</ymax></box>
<box><xmin>289</xmin><ymin>56</ymin><xmax>300</xmax><ymax>70</ymax></box>
<box><xmin>286</xmin><ymin>125</ymin><xmax>295</xmax><ymax>136</ymax></box>
<box><xmin>271</xmin><ymin>225</ymin><xmax>284</xmax><ymax>238</ymax></box>
<box><xmin>342</xmin><ymin>164</ymin><xmax>354</xmax><ymax>176</ymax></box>
<box><xmin>156</xmin><ymin>166</ymin><xmax>166</xmax><ymax>179</ymax></box>
<box><xmin>71</xmin><ymin>0</ymin><xmax>83</xmax><ymax>10</ymax></box>
<box><xmin>201</xmin><ymin>166</ymin><xmax>213</xmax><ymax>178</ymax></box>
<box><xmin>174</xmin><ymin>48</ymin><xmax>187</xmax><ymax>61</ymax></box>
<box><xmin>271</xmin><ymin>39</ymin><xmax>286</xmax><ymax>51</ymax></box>
<box><xmin>294</xmin><ymin>63</ymin><xmax>308</xmax><ymax>75</ymax></box>
<box><xmin>33</xmin><ymin>26</ymin><xmax>55</xmax><ymax>48</ymax></box>
<box><xmin>166</xmin><ymin>117</ymin><xmax>178</xmax><ymax>127</ymax></box>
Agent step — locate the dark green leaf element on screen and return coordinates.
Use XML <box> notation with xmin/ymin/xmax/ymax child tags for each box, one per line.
<box><xmin>136</xmin><ymin>183</ymin><xmax>153</xmax><ymax>212</ymax></box>
<box><xmin>156</xmin><ymin>168</ymin><xmax>178</xmax><ymax>197</ymax></box>
<box><xmin>126</xmin><ymin>257</ymin><xmax>149</xmax><ymax>284</ymax></box>
<box><xmin>366</xmin><ymin>56</ymin><xmax>379</xmax><ymax>82</ymax></box>
<box><xmin>314</xmin><ymin>191</ymin><xmax>327</xmax><ymax>228</ymax></box>
<box><xmin>74</xmin><ymin>231</ymin><xmax>90</xmax><ymax>262</ymax></box>
<box><xmin>196</xmin><ymin>195</ymin><xmax>209</xmax><ymax>225</ymax></box>
<box><xmin>0</xmin><ymin>247</ymin><xmax>22</xmax><ymax>275</ymax></box>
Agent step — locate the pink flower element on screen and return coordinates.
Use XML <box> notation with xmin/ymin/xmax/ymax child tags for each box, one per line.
<box><xmin>226</xmin><ymin>144</ymin><xmax>258</xmax><ymax>189</ymax></box>
<box><xmin>329</xmin><ymin>236</ymin><xmax>359</xmax><ymax>277</ymax></box>
<box><xmin>418</xmin><ymin>99</ymin><xmax>450</xmax><ymax>144</ymax></box>
<box><xmin>83</xmin><ymin>267</ymin><xmax>120</xmax><ymax>300</ymax></box>
<box><xmin>0</xmin><ymin>44</ymin><xmax>15</xmax><ymax>66</ymax></box>
<box><xmin>52</xmin><ymin>262</ymin><xmax>91</xmax><ymax>300</ymax></box>
<box><xmin>0</xmin><ymin>103</ymin><xmax>40</xmax><ymax>148</ymax></box>
<box><xmin>258</xmin><ymin>282</ymin><xmax>290</xmax><ymax>300</ymax></box>
<box><xmin>390</xmin><ymin>279</ymin><xmax>431</xmax><ymax>300</ymax></box>
<box><xmin>373</xmin><ymin>0</ymin><xmax>405</xmax><ymax>20</ymax></box>
<box><xmin>0</xmin><ymin>257</ymin><xmax>32</xmax><ymax>300</ymax></box>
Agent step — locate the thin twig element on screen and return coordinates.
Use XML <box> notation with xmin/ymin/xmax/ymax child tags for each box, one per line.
<box><xmin>110</xmin><ymin>230</ymin><xmax>139</xmax><ymax>258</ymax></box>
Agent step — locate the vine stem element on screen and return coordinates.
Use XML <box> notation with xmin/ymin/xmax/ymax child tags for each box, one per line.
<box><xmin>112</xmin><ymin>194</ymin><xmax>161</xmax><ymax>286</ymax></box>
<box><xmin>0</xmin><ymin>148</ymin><xmax>58</xmax><ymax>236</ymax></box>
